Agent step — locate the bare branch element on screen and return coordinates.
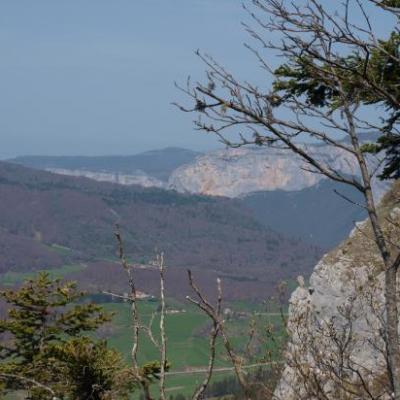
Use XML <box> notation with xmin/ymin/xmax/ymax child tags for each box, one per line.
<box><xmin>187</xmin><ymin>271</ymin><xmax>252</xmax><ymax>399</ymax></box>
<box><xmin>0</xmin><ymin>373</ymin><xmax>59</xmax><ymax>398</ymax></box>
<box><xmin>158</xmin><ymin>253</ymin><xmax>167</xmax><ymax>400</ymax></box>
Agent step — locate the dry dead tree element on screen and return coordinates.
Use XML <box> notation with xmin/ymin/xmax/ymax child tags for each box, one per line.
<box><xmin>110</xmin><ymin>226</ymin><xmax>169</xmax><ymax>400</ymax></box>
<box><xmin>114</xmin><ymin>227</ymin><xmax>141</xmax><ymax>387</ymax></box>
<box><xmin>186</xmin><ymin>270</ymin><xmax>251</xmax><ymax>399</ymax></box>
<box><xmin>186</xmin><ymin>270</ymin><xmax>282</xmax><ymax>400</ymax></box>
<box><xmin>157</xmin><ymin>252</ymin><xmax>167</xmax><ymax>400</ymax></box>
<box><xmin>176</xmin><ymin>0</ymin><xmax>400</xmax><ymax>397</ymax></box>
<box><xmin>186</xmin><ymin>271</ymin><xmax>222</xmax><ymax>400</ymax></box>
<box><xmin>110</xmin><ymin>229</ymin><xmax>286</xmax><ymax>399</ymax></box>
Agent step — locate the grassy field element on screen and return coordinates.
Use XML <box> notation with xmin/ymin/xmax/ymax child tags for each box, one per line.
<box><xmin>0</xmin><ymin>269</ymin><xmax>287</xmax><ymax>399</ymax></box>
<box><xmin>101</xmin><ymin>299</ymin><xmax>286</xmax><ymax>397</ymax></box>
<box><xmin>0</xmin><ymin>264</ymin><xmax>86</xmax><ymax>286</ymax></box>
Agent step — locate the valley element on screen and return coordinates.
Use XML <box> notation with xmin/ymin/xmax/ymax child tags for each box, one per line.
<box><xmin>1</xmin><ymin>146</ymin><xmax>393</xmax><ymax>399</ymax></box>
<box><xmin>0</xmin><ymin>160</ymin><xmax>320</xmax><ymax>302</ymax></box>
<box><xmin>0</xmin><ymin>154</ymin><xmax>315</xmax><ymax>398</ymax></box>
<box><xmin>93</xmin><ymin>297</ymin><xmax>285</xmax><ymax>397</ymax></box>
<box><xmin>2</xmin><ymin>1</ymin><xmax>399</xmax><ymax>398</ymax></box>
<box><xmin>10</xmin><ymin>145</ymin><xmax>380</xmax><ymax>248</ymax></box>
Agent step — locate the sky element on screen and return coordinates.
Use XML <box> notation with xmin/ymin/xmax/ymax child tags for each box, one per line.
<box><xmin>0</xmin><ymin>0</ymin><xmax>251</xmax><ymax>158</ymax></box>
<box><xmin>0</xmin><ymin>1</ymin><xmax>395</xmax><ymax>158</ymax></box>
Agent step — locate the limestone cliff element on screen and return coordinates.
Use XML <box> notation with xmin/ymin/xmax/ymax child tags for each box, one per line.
<box><xmin>168</xmin><ymin>145</ymin><xmax>388</xmax><ymax>198</ymax></box>
<box><xmin>274</xmin><ymin>181</ymin><xmax>400</xmax><ymax>399</ymax></box>
<box><xmin>45</xmin><ymin>168</ymin><xmax>167</xmax><ymax>189</ymax></box>
<box><xmin>22</xmin><ymin>145</ymin><xmax>389</xmax><ymax>200</ymax></box>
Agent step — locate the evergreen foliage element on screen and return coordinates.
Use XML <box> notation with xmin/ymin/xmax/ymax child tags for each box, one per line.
<box><xmin>0</xmin><ymin>273</ymin><xmax>132</xmax><ymax>399</ymax></box>
<box><xmin>273</xmin><ymin>16</ymin><xmax>400</xmax><ymax>180</ymax></box>
<box><xmin>48</xmin><ymin>337</ymin><xmax>134</xmax><ymax>400</ymax></box>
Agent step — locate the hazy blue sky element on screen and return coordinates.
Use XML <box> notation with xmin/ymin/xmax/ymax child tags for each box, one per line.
<box><xmin>0</xmin><ymin>1</ymin><xmax>394</xmax><ymax>158</ymax></box>
<box><xmin>0</xmin><ymin>0</ymin><xmax>252</xmax><ymax>157</ymax></box>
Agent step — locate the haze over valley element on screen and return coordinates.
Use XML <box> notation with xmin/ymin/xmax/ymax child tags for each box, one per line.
<box><xmin>1</xmin><ymin>1</ymin><xmax>399</xmax><ymax>399</ymax></box>
<box><xmin>12</xmin><ymin>142</ymin><xmax>381</xmax><ymax>248</ymax></box>
<box><xmin>1</xmin><ymin>141</ymin><xmax>379</xmax><ymax>301</ymax></box>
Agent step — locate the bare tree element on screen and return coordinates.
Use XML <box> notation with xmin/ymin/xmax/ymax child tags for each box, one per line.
<box><xmin>187</xmin><ymin>270</ymin><xmax>284</xmax><ymax>400</ymax></box>
<box><xmin>110</xmin><ymin>226</ymin><xmax>285</xmax><ymax>399</ymax></box>
<box><xmin>177</xmin><ymin>0</ymin><xmax>400</xmax><ymax>397</ymax></box>
<box><xmin>157</xmin><ymin>252</ymin><xmax>167</xmax><ymax>400</ymax></box>
<box><xmin>188</xmin><ymin>272</ymin><xmax>222</xmax><ymax>400</ymax></box>
<box><xmin>186</xmin><ymin>271</ymin><xmax>254</xmax><ymax>398</ymax></box>
<box><xmin>112</xmin><ymin>227</ymin><xmax>169</xmax><ymax>400</ymax></box>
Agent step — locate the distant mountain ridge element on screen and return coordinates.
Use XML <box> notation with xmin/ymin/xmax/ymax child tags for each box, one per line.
<box><xmin>0</xmin><ymin>161</ymin><xmax>320</xmax><ymax>301</ymax></box>
<box><xmin>10</xmin><ymin>145</ymin><xmax>388</xmax><ymax>250</ymax></box>
<box><xmin>12</xmin><ymin>144</ymin><xmax>388</xmax><ymax>200</ymax></box>
<box><xmin>11</xmin><ymin>147</ymin><xmax>200</xmax><ymax>181</ymax></box>
<box><xmin>242</xmin><ymin>179</ymin><xmax>367</xmax><ymax>248</ymax></box>
<box><xmin>42</xmin><ymin>168</ymin><xmax>167</xmax><ymax>189</ymax></box>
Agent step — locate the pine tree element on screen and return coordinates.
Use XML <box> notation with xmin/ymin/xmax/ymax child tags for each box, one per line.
<box><xmin>0</xmin><ymin>272</ymin><xmax>132</xmax><ymax>399</ymax></box>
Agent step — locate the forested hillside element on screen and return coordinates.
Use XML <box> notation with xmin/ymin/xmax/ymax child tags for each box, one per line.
<box><xmin>242</xmin><ymin>179</ymin><xmax>366</xmax><ymax>248</ymax></box>
<box><xmin>0</xmin><ymin>161</ymin><xmax>321</xmax><ymax>300</ymax></box>
<box><xmin>11</xmin><ymin>147</ymin><xmax>200</xmax><ymax>181</ymax></box>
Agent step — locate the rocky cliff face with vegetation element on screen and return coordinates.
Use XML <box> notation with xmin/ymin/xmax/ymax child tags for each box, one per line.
<box><xmin>274</xmin><ymin>181</ymin><xmax>400</xmax><ymax>399</ymax></box>
<box><xmin>169</xmin><ymin>145</ymin><xmax>388</xmax><ymax>199</ymax></box>
<box><xmin>13</xmin><ymin>144</ymin><xmax>389</xmax><ymax>200</ymax></box>
<box><xmin>45</xmin><ymin>167</ymin><xmax>167</xmax><ymax>189</ymax></box>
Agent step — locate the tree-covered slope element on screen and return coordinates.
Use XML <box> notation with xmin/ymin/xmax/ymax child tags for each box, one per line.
<box><xmin>10</xmin><ymin>147</ymin><xmax>200</xmax><ymax>181</ymax></box>
<box><xmin>241</xmin><ymin>179</ymin><xmax>367</xmax><ymax>248</ymax></box>
<box><xmin>0</xmin><ymin>162</ymin><xmax>321</xmax><ymax>287</ymax></box>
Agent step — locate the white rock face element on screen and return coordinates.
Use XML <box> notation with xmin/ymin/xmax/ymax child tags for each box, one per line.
<box><xmin>274</xmin><ymin>190</ymin><xmax>400</xmax><ymax>399</ymax></box>
<box><xmin>169</xmin><ymin>145</ymin><xmax>388</xmax><ymax>198</ymax></box>
<box><xmin>46</xmin><ymin>168</ymin><xmax>166</xmax><ymax>189</ymax></box>
<box><xmin>46</xmin><ymin>145</ymin><xmax>389</xmax><ymax>199</ymax></box>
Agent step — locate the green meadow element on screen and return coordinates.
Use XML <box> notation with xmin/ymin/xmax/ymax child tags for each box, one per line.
<box><xmin>102</xmin><ymin>299</ymin><xmax>286</xmax><ymax>397</ymax></box>
<box><xmin>0</xmin><ymin>264</ymin><xmax>86</xmax><ymax>286</ymax></box>
<box><xmin>0</xmin><ymin>268</ymin><xmax>287</xmax><ymax>398</ymax></box>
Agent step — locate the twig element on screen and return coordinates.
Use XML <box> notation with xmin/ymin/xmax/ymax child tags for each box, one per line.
<box><xmin>191</xmin><ymin>277</ymin><xmax>223</xmax><ymax>400</ymax></box>
<box><xmin>167</xmin><ymin>362</ymin><xmax>282</xmax><ymax>376</ymax></box>
<box><xmin>115</xmin><ymin>225</ymin><xmax>140</xmax><ymax>376</ymax></box>
<box><xmin>187</xmin><ymin>271</ymin><xmax>252</xmax><ymax>400</ymax></box>
<box><xmin>140</xmin><ymin>313</ymin><xmax>161</xmax><ymax>350</ymax></box>
<box><xmin>0</xmin><ymin>373</ymin><xmax>59</xmax><ymax>398</ymax></box>
<box><xmin>114</xmin><ymin>225</ymin><xmax>154</xmax><ymax>400</ymax></box>
<box><xmin>158</xmin><ymin>252</ymin><xmax>167</xmax><ymax>400</ymax></box>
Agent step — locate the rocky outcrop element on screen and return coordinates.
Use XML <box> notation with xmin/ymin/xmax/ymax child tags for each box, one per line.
<box><xmin>17</xmin><ymin>146</ymin><xmax>388</xmax><ymax>200</ymax></box>
<box><xmin>169</xmin><ymin>145</ymin><xmax>388</xmax><ymax>198</ymax></box>
<box><xmin>46</xmin><ymin>168</ymin><xmax>167</xmax><ymax>189</ymax></box>
<box><xmin>274</xmin><ymin>181</ymin><xmax>400</xmax><ymax>399</ymax></box>
<box><xmin>11</xmin><ymin>147</ymin><xmax>200</xmax><ymax>181</ymax></box>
